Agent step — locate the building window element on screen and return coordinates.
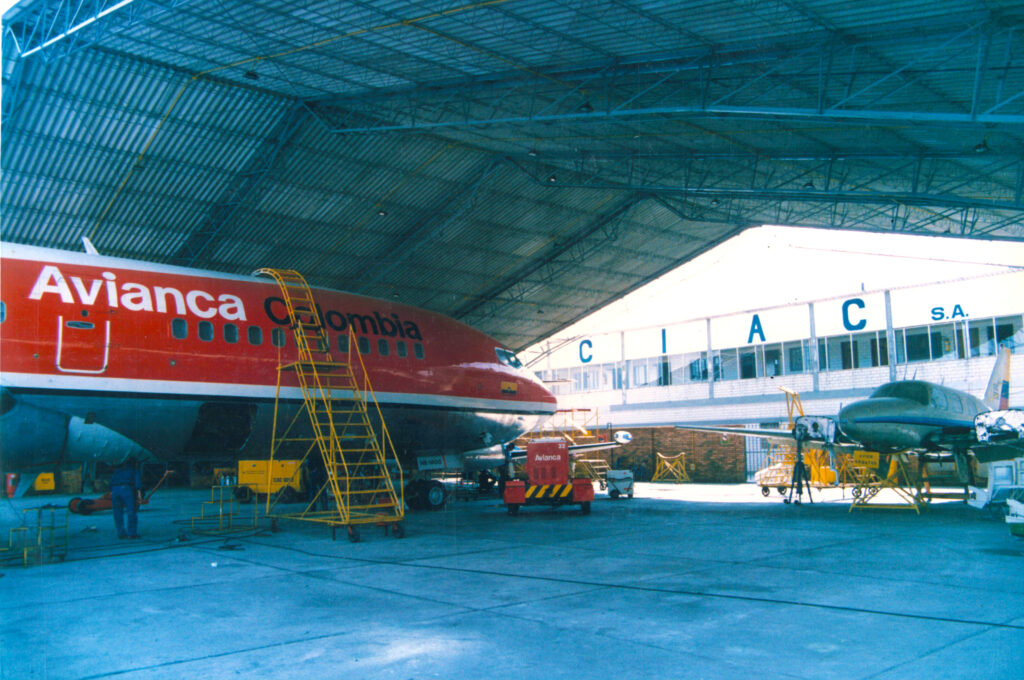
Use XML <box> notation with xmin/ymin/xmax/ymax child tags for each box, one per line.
<box><xmin>247</xmin><ymin>326</ymin><xmax>263</xmax><ymax>346</ymax></box>
<box><xmin>715</xmin><ymin>349</ymin><xmax>738</xmax><ymax>381</ymax></box>
<box><xmin>763</xmin><ymin>344</ymin><xmax>782</xmax><ymax>377</ymax></box>
<box><xmin>171</xmin><ymin>318</ymin><xmax>187</xmax><ymax>339</ymax></box>
<box><xmin>739</xmin><ymin>347</ymin><xmax>755</xmax><ymax>379</ymax></box>
<box><xmin>968</xmin><ymin>319</ymin><xmax>996</xmax><ymax>357</ymax></box>
<box><xmin>904</xmin><ymin>326</ymin><xmax>931</xmax><ymax>362</ymax></box>
<box><xmin>784</xmin><ymin>340</ymin><xmax>804</xmax><ymax>374</ymax></box>
<box><xmin>995</xmin><ymin>315</ymin><xmax>1023</xmax><ymax>352</ymax></box>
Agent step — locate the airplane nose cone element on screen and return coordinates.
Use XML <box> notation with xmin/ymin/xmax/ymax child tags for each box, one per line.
<box><xmin>836</xmin><ymin>402</ymin><xmax>862</xmax><ymax>438</ymax></box>
<box><xmin>837</xmin><ymin>398</ymin><xmax>920</xmax><ymax>451</ymax></box>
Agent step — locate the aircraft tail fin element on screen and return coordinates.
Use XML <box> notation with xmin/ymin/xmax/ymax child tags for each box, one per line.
<box><xmin>983</xmin><ymin>346</ymin><xmax>1011</xmax><ymax>410</ymax></box>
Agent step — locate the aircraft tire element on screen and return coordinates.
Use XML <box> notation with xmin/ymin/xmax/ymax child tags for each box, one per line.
<box><xmin>405</xmin><ymin>480</ymin><xmax>425</xmax><ymax>510</ymax></box>
<box><xmin>507</xmin><ymin>504</ymin><xmax>520</xmax><ymax>515</ymax></box>
<box><xmin>609</xmin><ymin>490</ymin><xmax>620</xmax><ymax>500</ymax></box>
<box><xmin>78</xmin><ymin>499</ymin><xmax>95</xmax><ymax>515</ymax></box>
<box><xmin>424</xmin><ymin>480</ymin><xmax>446</xmax><ymax>511</ymax></box>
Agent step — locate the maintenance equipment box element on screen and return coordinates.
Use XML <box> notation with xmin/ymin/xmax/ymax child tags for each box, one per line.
<box><xmin>237</xmin><ymin>460</ymin><xmax>304</xmax><ymax>495</ymax></box>
<box><xmin>525</xmin><ymin>438</ymin><xmax>570</xmax><ymax>485</ymax></box>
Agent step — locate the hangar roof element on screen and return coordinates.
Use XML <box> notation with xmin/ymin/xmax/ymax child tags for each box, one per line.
<box><xmin>3</xmin><ymin>0</ymin><xmax>1023</xmax><ymax>350</ymax></box>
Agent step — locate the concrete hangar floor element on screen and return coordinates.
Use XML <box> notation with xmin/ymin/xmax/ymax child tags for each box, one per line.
<box><xmin>2</xmin><ymin>484</ymin><xmax>1022</xmax><ymax>679</ymax></box>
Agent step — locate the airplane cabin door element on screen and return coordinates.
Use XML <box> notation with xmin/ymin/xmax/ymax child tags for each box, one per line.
<box><xmin>56</xmin><ymin>310</ymin><xmax>111</xmax><ymax>374</ymax></box>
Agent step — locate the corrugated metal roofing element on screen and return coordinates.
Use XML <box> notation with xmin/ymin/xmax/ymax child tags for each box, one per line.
<box><xmin>2</xmin><ymin>0</ymin><xmax>1023</xmax><ymax>350</ymax></box>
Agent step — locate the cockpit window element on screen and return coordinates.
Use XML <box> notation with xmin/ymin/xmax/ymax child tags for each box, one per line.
<box><xmin>495</xmin><ymin>347</ymin><xmax>523</xmax><ymax>369</ymax></box>
<box><xmin>870</xmin><ymin>381</ymin><xmax>930</xmax><ymax>405</ymax></box>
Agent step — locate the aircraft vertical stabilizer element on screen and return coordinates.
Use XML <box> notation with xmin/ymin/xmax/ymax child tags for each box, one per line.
<box><xmin>983</xmin><ymin>346</ymin><xmax>1012</xmax><ymax>410</ymax></box>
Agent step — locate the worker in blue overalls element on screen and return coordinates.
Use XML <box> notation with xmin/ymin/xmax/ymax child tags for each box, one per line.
<box><xmin>110</xmin><ymin>457</ymin><xmax>143</xmax><ymax>539</ymax></box>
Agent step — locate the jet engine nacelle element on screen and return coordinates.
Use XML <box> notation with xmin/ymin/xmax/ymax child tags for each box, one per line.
<box><xmin>0</xmin><ymin>388</ymin><xmax>148</xmax><ymax>471</ymax></box>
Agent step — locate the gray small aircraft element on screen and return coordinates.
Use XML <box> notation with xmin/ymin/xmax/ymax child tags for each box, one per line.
<box><xmin>679</xmin><ymin>347</ymin><xmax>1022</xmax><ymax>481</ymax></box>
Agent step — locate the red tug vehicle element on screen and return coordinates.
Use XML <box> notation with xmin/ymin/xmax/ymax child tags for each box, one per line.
<box><xmin>503</xmin><ymin>439</ymin><xmax>595</xmax><ymax>515</ymax></box>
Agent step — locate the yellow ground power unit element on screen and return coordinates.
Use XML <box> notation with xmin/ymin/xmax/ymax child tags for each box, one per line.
<box><xmin>237</xmin><ymin>460</ymin><xmax>304</xmax><ymax>501</ymax></box>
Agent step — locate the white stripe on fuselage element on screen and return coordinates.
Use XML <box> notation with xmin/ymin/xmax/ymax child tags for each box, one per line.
<box><xmin>1</xmin><ymin>371</ymin><xmax>557</xmax><ymax>415</ymax></box>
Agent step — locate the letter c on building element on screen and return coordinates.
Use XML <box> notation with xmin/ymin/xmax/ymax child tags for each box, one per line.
<box><xmin>842</xmin><ymin>298</ymin><xmax>867</xmax><ymax>331</ymax></box>
<box><xmin>579</xmin><ymin>339</ymin><xmax>593</xmax><ymax>363</ymax></box>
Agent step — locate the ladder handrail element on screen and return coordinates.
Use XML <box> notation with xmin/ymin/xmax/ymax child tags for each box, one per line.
<box><xmin>254</xmin><ymin>267</ymin><xmax>404</xmax><ymax>527</ymax></box>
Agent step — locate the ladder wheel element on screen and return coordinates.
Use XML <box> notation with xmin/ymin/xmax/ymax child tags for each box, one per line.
<box><xmin>760</xmin><ymin>487</ymin><xmax>770</xmax><ymax>497</ymax></box>
<box><xmin>347</xmin><ymin>526</ymin><xmax>360</xmax><ymax>543</ymax></box>
<box><xmin>391</xmin><ymin>523</ymin><xmax>405</xmax><ymax>539</ymax></box>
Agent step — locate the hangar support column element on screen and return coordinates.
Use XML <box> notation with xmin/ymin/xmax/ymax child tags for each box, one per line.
<box><xmin>884</xmin><ymin>290</ymin><xmax>897</xmax><ymax>382</ymax></box>
<box><xmin>808</xmin><ymin>303</ymin><xmax>820</xmax><ymax>392</ymax></box>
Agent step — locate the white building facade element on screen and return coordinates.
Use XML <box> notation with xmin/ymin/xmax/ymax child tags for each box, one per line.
<box><xmin>532</xmin><ymin>271</ymin><xmax>1024</xmax><ymax>429</ymax></box>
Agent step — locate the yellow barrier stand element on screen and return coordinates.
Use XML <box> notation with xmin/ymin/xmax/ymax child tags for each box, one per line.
<box><xmin>651</xmin><ymin>452</ymin><xmax>691</xmax><ymax>483</ymax></box>
<box><xmin>1</xmin><ymin>506</ymin><xmax>68</xmax><ymax>566</ymax></box>
<box><xmin>848</xmin><ymin>452</ymin><xmax>924</xmax><ymax>513</ymax></box>
<box><xmin>191</xmin><ymin>485</ymin><xmax>259</xmax><ymax>534</ymax></box>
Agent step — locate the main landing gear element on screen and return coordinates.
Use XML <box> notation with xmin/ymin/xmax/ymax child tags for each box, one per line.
<box><xmin>405</xmin><ymin>479</ymin><xmax>447</xmax><ymax>511</ymax></box>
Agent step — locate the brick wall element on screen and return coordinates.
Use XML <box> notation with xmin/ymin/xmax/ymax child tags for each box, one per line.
<box><xmin>608</xmin><ymin>426</ymin><xmax>746</xmax><ymax>483</ymax></box>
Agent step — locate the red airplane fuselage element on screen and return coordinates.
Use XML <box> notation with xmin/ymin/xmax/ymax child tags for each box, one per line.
<box><xmin>0</xmin><ymin>243</ymin><xmax>557</xmax><ymax>472</ymax></box>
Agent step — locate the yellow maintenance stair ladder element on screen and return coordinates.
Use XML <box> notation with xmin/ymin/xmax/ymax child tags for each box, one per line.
<box><xmin>256</xmin><ymin>268</ymin><xmax>404</xmax><ymax>542</ymax></box>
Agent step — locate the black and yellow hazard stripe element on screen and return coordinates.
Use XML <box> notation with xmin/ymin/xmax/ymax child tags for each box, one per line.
<box><xmin>524</xmin><ymin>483</ymin><xmax>574</xmax><ymax>500</ymax></box>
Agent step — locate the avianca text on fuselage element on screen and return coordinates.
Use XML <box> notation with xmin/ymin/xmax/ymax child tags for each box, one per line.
<box><xmin>26</xmin><ymin>264</ymin><xmax>428</xmax><ymax>342</ymax></box>
<box><xmin>28</xmin><ymin>264</ymin><xmax>247</xmax><ymax>321</ymax></box>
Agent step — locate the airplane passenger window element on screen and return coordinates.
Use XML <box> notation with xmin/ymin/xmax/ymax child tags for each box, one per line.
<box><xmin>171</xmin><ymin>318</ymin><xmax>187</xmax><ymax>339</ymax></box>
<box><xmin>272</xmin><ymin>328</ymin><xmax>286</xmax><ymax>348</ymax></box>
<box><xmin>949</xmin><ymin>393</ymin><xmax>964</xmax><ymax>413</ymax></box>
<box><xmin>414</xmin><ymin>342</ymin><xmax>425</xmax><ymax>360</ymax></box>
<box><xmin>930</xmin><ymin>389</ymin><xmax>947</xmax><ymax>410</ymax></box>
<box><xmin>396</xmin><ymin>340</ymin><xmax>408</xmax><ymax>358</ymax></box>
<box><xmin>337</xmin><ymin>335</ymin><xmax>349</xmax><ymax>353</ymax></box>
<box><xmin>198</xmin><ymin>321</ymin><xmax>214</xmax><ymax>341</ymax></box>
<box><xmin>224</xmin><ymin>323</ymin><xmax>239</xmax><ymax>344</ymax></box>
<box><xmin>0</xmin><ymin>301</ymin><xmax>5</xmax><ymax>322</ymax></box>
<box><xmin>378</xmin><ymin>339</ymin><xmax>390</xmax><ymax>356</ymax></box>
<box><xmin>357</xmin><ymin>336</ymin><xmax>370</xmax><ymax>355</ymax></box>
<box><xmin>248</xmin><ymin>326</ymin><xmax>263</xmax><ymax>346</ymax></box>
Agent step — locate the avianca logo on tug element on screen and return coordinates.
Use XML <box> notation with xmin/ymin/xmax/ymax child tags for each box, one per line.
<box><xmin>28</xmin><ymin>265</ymin><xmax>247</xmax><ymax>320</ymax></box>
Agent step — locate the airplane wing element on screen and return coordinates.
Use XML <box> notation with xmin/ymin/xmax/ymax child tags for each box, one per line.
<box><xmin>507</xmin><ymin>440</ymin><xmax>624</xmax><ymax>461</ymax></box>
<box><xmin>677</xmin><ymin>424</ymin><xmax>798</xmax><ymax>445</ymax></box>
<box><xmin>677</xmin><ymin>423</ymin><xmax>860</xmax><ymax>453</ymax></box>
